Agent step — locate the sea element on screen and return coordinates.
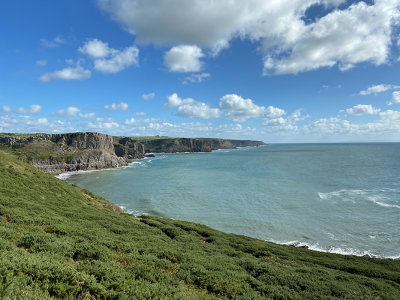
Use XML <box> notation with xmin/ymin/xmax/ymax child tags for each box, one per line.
<box><xmin>63</xmin><ymin>143</ymin><xmax>400</xmax><ymax>259</ymax></box>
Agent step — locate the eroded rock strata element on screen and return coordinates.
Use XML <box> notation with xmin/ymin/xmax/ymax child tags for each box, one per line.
<box><xmin>0</xmin><ymin>132</ymin><xmax>265</xmax><ymax>174</ymax></box>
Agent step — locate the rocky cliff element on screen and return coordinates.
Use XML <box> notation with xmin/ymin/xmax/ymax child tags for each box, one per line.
<box><xmin>134</xmin><ymin>138</ymin><xmax>265</xmax><ymax>153</ymax></box>
<box><xmin>0</xmin><ymin>132</ymin><xmax>145</xmax><ymax>174</ymax></box>
<box><xmin>0</xmin><ymin>133</ymin><xmax>264</xmax><ymax>174</ymax></box>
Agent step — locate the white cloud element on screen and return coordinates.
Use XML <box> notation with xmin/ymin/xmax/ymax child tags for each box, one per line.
<box><xmin>98</xmin><ymin>0</ymin><xmax>399</xmax><ymax>74</ymax></box>
<box><xmin>1</xmin><ymin>105</ymin><xmax>12</xmax><ymax>113</ymax></box>
<box><xmin>79</xmin><ymin>112</ymin><xmax>96</xmax><ymax>120</ymax></box>
<box><xmin>80</xmin><ymin>39</ymin><xmax>139</xmax><ymax>73</ymax></box>
<box><xmin>105</xmin><ymin>102</ymin><xmax>129</xmax><ymax>111</ymax></box>
<box><xmin>142</xmin><ymin>93</ymin><xmax>155</xmax><ymax>100</ymax></box>
<box><xmin>346</xmin><ymin>104</ymin><xmax>380</xmax><ymax>116</ymax></box>
<box><xmin>166</xmin><ymin>93</ymin><xmax>220</xmax><ymax>119</ymax></box>
<box><xmin>41</xmin><ymin>35</ymin><xmax>65</xmax><ymax>48</ymax></box>
<box><xmin>183</xmin><ymin>73</ymin><xmax>211</xmax><ymax>84</ymax></box>
<box><xmin>263</xmin><ymin>1</ymin><xmax>400</xmax><ymax>74</ymax></box>
<box><xmin>79</xmin><ymin>39</ymin><xmax>113</xmax><ymax>58</ymax></box>
<box><xmin>177</xmin><ymin>102</ymin><xmax>220</xmax><ymax>119</ymax></box>
<box><xmin>389</xmin><ymin>91</ymin><xmax>400</xmax><ymax>105</ymax></box>
<box><xmin>94</xmin><ymin>46</ymin><xmax>139</xmax><ymax>73</ymax></box>
<box><xmin>124</xmin><ymin>118</ymin><xmax>136</xmax><ymax>125</ymax></box>
<box><xmin>55</xmin><ymin>106</ymin><xmax>80</xmax><ymax>117</ymax></box>
<box><xmin>37</xmin><ymin>118</ymin><xmax>49</xmax><ymax>125</ymax></box>
<box><xmin>36</xmin><ymin>60</ymin><xmax>47</xmax><ymax>67</ymax></box>
<box><xmin>359</xmin><ymin>84</ymin><xmax>399</xmax><ymax>95</ymax></box>
<box><xmin>88</xmin><ymin>120</ymin><xmax>120</xmax><ymax>129</ymax></box>
<box><xmin>164</xmin><ymin>45</ymin><xmax>204</xmax><ymax>72</ymax></box>
<box><xmin>219</xmin><ymin>94</ymin><xmax>285</xmax><ymax>122</ymax></box>
<box><xmin>15</xmin><ymin>105</ymin><xmax>42</xmax><ymax>114</ymax></box>
<box><xmin>39</xmin><ymin>64</ymin><xmax>91</xmax><ymax>82</ymax></box>
<box><xmin>166</xmin><ymin>93</ymin><xmax>194</xmax><ymax>107</ymax></box>
<box><xmin>133</xmin><ymin>112</ymin><xmax>147</xmax><ymax>116</ymax></box>
<box><xmin>302</xmin><ymin>109</ymin><xmax>400</xmax><ymax>141</ymax></box>
<box><xmin>264</xmin><ymin>110</ymin><xmax>308</xmax><ymax>132</ymax></box>
<box><xmin>380</xmin><ymin>109</ymin><xmax>400</xmax><ymax>121</ymax></box>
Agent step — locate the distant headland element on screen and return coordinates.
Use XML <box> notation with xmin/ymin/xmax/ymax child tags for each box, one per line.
<box><xmin>0</xmin><ymin>132</ymin><xmax>265</xmax><ymax>174</ymax></box>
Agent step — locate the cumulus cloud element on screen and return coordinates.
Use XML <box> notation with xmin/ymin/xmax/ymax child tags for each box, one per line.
<box><xmin>39</xmin><ymin>64</ymin><xmax>91</xmax><ymax>82</ymax></box>
<box><xmin>303</xmin><ymin>109</ymin><xmax>400</xmax><ymax>141</ymax></box>
<box><xmin>183</xmin><ymin>73</ymin><xmax>211</xmax><ymax>84</ymax></box>
<box><xmin>133</xmin><ymin>112</ymin><xmax>147</xmax><ymax>116</ymax></box>
<box><xmin>105</xmin><ymin>102</ymin><xmax>129</xmax><ymax>111</ymax></box>
<box><xmin>263</xmin><ymin>1</ymin><xmax>400</xmax><ymax>74</ymax></box>
<box><xmin>15</xmin><ymin>105</ymin><xmax>42</xmax><ymax>114</ymax></box>
<box><xmin>41</xmin><ymin>35</ymin><xmax>65</xmax><ymax>48</ymax></box>
<box><xmin>264</xmin><ymin>110</ymin><xmax>308</xmax><ymax>132</ymax></box>
<box><xmin>166</xmin><ymin>93</ymin><xmax>220</xmax><ymax>119</ymax></box>
<box><xmin>219</xmin><ymin>94</ymin><xmax>285</xmax><ymax>122</ymax></box>
<box><xmin>124</xmin><ymin>117</ymin><xmax>136</xmax><ymax>125</ymax></box>
<box><xmin>1</xmin><ymin>105</ymin><xmax>12</xmax><ymax>113</ymax></box>
<box><xmin>142</xmin><ymin>93</ymin><xmax>155</xmax><ymax>100</ymax></box>
<box><xmin>37</xmin><ymin>118</ymin><xmax>49</xmax><ymax>125</ymax></box>
<box><xmin>166</xmin><ymin>93</ymin><xmax>194</xmax><ymax>107</ymax></box>
<box><xmin>79</xmin><ymin>38</ymin><xmax>139</xmax><ymax>73</ymax></box>
<box><xmin>98</xmin><ymin>0</ymin><xmax>400</xmax><ymax>74</ymax></box>
<box><xmin>79</xmin><ymin>112</ymin><xmax>96</xmax><ymax>120</ymax></box>
<box><xmin>88</xmin><ymin>119</ymin><xmax>120</xmax><ymax>129</ymax></box>
<box><xmin>164</xmin><ymin>45</ymin><xmax>204</xmax><ymax>72</ymax></box>
<box><xmin>55</xmin><ymin>106</ymin><xmax>80</xmax><ymax>117</ymax></box>
<box><xmin>389</xmin><ymin>91</ymin><xmax>400</xmax><ymax>105</ymax></box>
<box><xmin>359</xmin><ymin>84</ymin><xmax>399</xmax><ymax>95</ymax></box>
<box><xmin>79</xmin><ymin>39</ymin><xmax>113</xmax><ymax>58</ymax></box>
<box><xmin>346</xmin><ymin>104</ymin><xmax>380</xmax><ymax>116</ymax></box>
<box><xmin>94</xmin><ymin>46</ymin><xmax>139</xmax><ymax>73</ymax></box>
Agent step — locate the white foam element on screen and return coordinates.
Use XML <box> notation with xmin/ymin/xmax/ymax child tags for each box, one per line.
<box><xmin>55</xmin><ymin>164</ymin><xmax>126</xmax><ymax>180</ymax></box>
<box><xmin>55</xmin><ymin>169</ymin><xmax>97</xmax><ymax>180</ymax></box>
<box><xmin>318</xmin><ymin>188</ymin><xmax>400</xmax><ymax>209</ymax></box>
<box><xmin>367</xmin><ymin>196</ymin><xmax>400</xmax><ymax>209</ymax></box>
<box><xmin>270</xmin><ymin>239</ymin><xmax>399</xmax><ymax>259</ymax></box>
<box><xmin>118</xmin><ymin>205</ymin><xmax>148</xmax><ymax>216</ymax></box>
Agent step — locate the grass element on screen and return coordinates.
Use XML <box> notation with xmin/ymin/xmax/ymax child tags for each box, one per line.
<box><xmin>0</xmin><ymin>151</ymin><xmax>399</xmax><ymax>299</ymax></box>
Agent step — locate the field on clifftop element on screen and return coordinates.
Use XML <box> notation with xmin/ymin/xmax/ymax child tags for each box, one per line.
<box><xmin>0</xmin><ymin>151</ymin><xmax>399</xmax><ymax>299</ymax></box>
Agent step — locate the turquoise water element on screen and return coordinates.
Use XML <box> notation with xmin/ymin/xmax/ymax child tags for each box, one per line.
<box><xmin>65</xmin><ymin>144</ymin><xmax>400</xmax><ymax>258</ymax></box>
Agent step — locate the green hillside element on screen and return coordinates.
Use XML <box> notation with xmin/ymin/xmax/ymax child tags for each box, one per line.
<box><xmin>0</xmin><ymin>151</ymin><xmax>399</xmax><ymax>299</ymax></box>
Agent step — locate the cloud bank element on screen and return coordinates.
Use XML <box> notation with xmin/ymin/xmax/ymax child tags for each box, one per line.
<box><xmin>98</xmin><ymin>0</ymin><xmax>400</xmax><ymax>74</ymax></box>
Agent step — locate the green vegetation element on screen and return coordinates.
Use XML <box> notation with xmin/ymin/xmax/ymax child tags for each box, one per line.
<box><xmin>0</xmin><ymin>142</ymin><xmax>84</xmax><ymax>163</ymax></box>
<box><xmin>0</xmin><ymin>151</ymin><xmax>399</xmax><ymax>299</ymax></box>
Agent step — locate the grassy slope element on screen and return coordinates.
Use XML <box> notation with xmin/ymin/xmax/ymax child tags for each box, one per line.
<box><xmin>0</xmin><ymin>152</ymin><xmax>399</xmax><ymax>299</ymax></box>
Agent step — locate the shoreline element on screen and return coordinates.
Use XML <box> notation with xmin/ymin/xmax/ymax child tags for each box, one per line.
<box><xmin>54</xmin><ymin>146</ymin><xmax>245</xmax><ymax>179</ymax></box>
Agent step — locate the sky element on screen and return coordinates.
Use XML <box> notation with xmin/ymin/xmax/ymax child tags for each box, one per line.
<box><xmin>1</xmin><ymin>0</ymin><xmax>400</xmax><ymax>142</ymax></box>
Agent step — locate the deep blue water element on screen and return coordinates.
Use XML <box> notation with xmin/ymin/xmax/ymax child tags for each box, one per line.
<box><xmin>65</xmin><ymin>144</ymin><xmax>400</xmax><ymax>258</ymax></box>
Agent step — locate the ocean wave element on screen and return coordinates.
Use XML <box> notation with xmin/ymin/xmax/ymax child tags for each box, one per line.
<box><xmin>318</xmin><ymin>188</ymin><xmax>400</xmax><ymax>209</ymax></box>
<box><xmin>269</xmin><ymin>239</ymin><xmax>399</xmax><ymax>259</ymax></box>
<box><xmin>55</xmin><ymin>169</ymin><xmax>100</xmax><ymax>180</ymax></box>
<box><xmin>118</xmin><ymin>205</ymin><xmax>148</xmax><ymax>216</ymax></box>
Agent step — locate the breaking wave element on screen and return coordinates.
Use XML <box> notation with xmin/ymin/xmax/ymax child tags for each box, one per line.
<box><xmin>318</xmin><ymin>188</ymin><xmax>400</xmax><ymax>209</ymax></box>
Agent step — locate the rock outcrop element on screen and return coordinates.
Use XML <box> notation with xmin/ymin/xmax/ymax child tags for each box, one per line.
<box><xmin>114</xmin><ymin>137</ymin><xmax>145</xmax><ymax>159</ymax></box>
<box><xmin>0</xmin><ymin>132</ymin><xmax>145</xmax><ymax>174</ymax></box>
<box><xmin>0</xmin><ymin>133</ymin><xmax>265</xmax><ymax>174</ymax></box>
<box><xmin>134</xmin><ymin>138</ymin><xmax>265</xmax><ymax>153</ymax></box>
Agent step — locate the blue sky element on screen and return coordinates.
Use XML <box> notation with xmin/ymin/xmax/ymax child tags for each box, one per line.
<box><xmin>1</xmin><ymin>0</ymin><xmax>400</xmax><ymax>142</ymax></box>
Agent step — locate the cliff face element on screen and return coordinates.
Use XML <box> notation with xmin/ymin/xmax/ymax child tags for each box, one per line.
<box><xmin>135</xmin><ymin>138</ymin><xmax>265</xmax><ymax>153</ymax></box>
<box><xmin>0</xmin><ymin>132</ymin><xmax>145</xmax><ymax>174</ymax></box>
<box><xmin>0</xmin><ymin>133</ymin><xmax>265</xmax><ymax>174</ymax></box>
<box><xmin>114</xmin><ymin>137</ymin><xmax>145</xmax><ymax>159</ymax></box>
